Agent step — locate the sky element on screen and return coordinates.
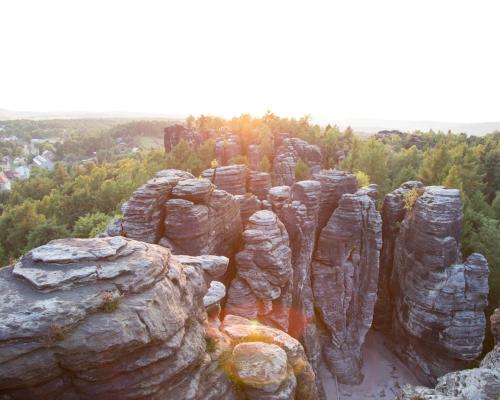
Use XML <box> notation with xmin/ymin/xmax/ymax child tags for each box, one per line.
<box><xmin>0</xmin><ymin>0</ymin><xmax>499</xmax><ymax>123</ymax></box>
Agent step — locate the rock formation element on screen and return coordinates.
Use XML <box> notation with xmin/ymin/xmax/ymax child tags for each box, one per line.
<box><xmin>247</xmin><ymin>144</ymin><xmax>262</xmax><ymax>171</ymax></box>
<box><xmin>248</xmin><ymin>171</ymin><xmax>272</xmax><ymax>200</ymax></box>
<box><xmin>215</xmin><ymin>133</ymin><xmax>242</xmax><ymax>165</ymax></box>
<box><xmin>312</xmin><ymin>187</ymin><xmax>382</xmax><ymax>384</ymax></box>
<box><xmin>225</xmin><ymin>210</ymin><xmax>293</xmax><ymax>331</ymax></box>
<box><xmin>373</xmin><ymin>180</ymin><xmax>424</xmax><ymax>332</ymax></box>
<box><xmin>390</xmin><ymin>186</ymin><xmax>489</xmax><ymax>384</ymax></box>
<box><xmin>272</xmin><ymin>137</ymin><xmax>322</xmax><ymax>186</ymax></box>
<box><xmin>218</xmin><ymin>315</ymin><xmax>321</xmax><ymax>400</ymax></box>
<box><xmin>0</xmin><ymin>237</ymin><xmax>235</xmax><ymax>399</ymax></box>
<box><xmin>202</xmin><ymin>164</ymin><xmax>248</xmax><ymax>195</ymax></box>
<box><xmin>397</xmin><ymin>308</ymin><xmax>500</xmax><ymax>400</ymax></box>
<box><xmin>117</xmin><ymin>170</ymin><xmax>242</xmax><ymax>259</ymax></box>
<box><xmin>235</xmin><ymin>193</ymin><xmax>262</xmax><ymax>225</ymax></box>
<box><xmin>267</xmin><ymin>180</ymin><xmax>326</xmax><ymax>398</ymax></box>
<box><xmin>313</xmin><ymin>169</ymin><xmax>358</xmax><ymax>233</ymax></box>
<box><xmin>164</xmin><ymin>124</ymin><xmax>203</xmax><ymax>152</ymax></box>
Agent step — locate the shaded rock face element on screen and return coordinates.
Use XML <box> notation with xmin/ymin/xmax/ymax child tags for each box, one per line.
<box><xmin>390</xmin><ymin>186</ymin><xmax>489</xmax><ymax>385</ymax></box>
<box><xmin>313</xmin><ymin>169</ymin><xmax>358</xmax><ymax>234</ymax></box>
<box><xmin>121</xmin><ymin>169</ymin><xmax>194</xmax><ymax>243</ymax></box>
<box><xmin>373</xmin><ymin>180</ymin><xmax>424</xmax><ymax>332</ymax></box>
<box><xmin>248</xmin><ymin>171</ymin><xmax>272</xmax><ymax>200</ymax></box>
<box><xmin>202</xmin><ymin>164</ymin><xmax>248</xmax><ymax>196</ymax></box>
<box><xmin>119</xmin><ymin>170</ymin><xmax>242</xmax><ymax>259</ymax></box>
<box><xmin>215</xmin><ymin>134</ymin><xmax>242</xmax><ymax>166</ymax></box>
<box><xmin>164</xmin><ymin>124</ymin><xmax>202</xmax><ymax>152</ymax></box>
<box><xmin>268</xmin><ymin>180</ymin><xmax>326</xmax><ymax>399</ymax></box>
<box><xmin>397</xmin><ymin>340</ymin><xmax>500</xmax><ymax>400</ymax></box>
<box><xmin>225</xmin><ymin>210</ymin><xmax>293</xmax><ymax>331</ymax></box>
<box><xmin>272</xmin><ymin>137</ymin><xmax>322</xmax><ymax>186</ymax></box>
<box><xmin>0</xmin><ymin>237</ymin><xmax>236</xmax><ymax>400</ymax></box>
<box><xmin>235</xmin><ymin>194</ymin><xmax>262</xmax><ymax>226</ymax></box>
<box><xmin>492</xmin><ymin>308</ymin><xmax>500</xmax><ymax>345</ymax></box>
<box><xmin>312</xmin><ymin>188</ymin><xmax>382</xmax><ymax>384</ymax></box>
<box><xmin>219</xmin><ymin>315</ymin><xmax>321</xmax><ymax>400</ymax></box>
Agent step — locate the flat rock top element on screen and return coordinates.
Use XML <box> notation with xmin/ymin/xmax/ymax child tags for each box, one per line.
<box><xmin>174</xmin><ymin>255</ymin><xmax>228</xmax><ymax>279</ymax></box>
<box><xmin>269</xmin><ymin>186</ymin><xmax>291</xmax><ymax>198</ymax></box>
<box><xmin>248</xmin><ymin>210</ymin><xmax>278</xmax><ymax>226</ymax></box>
<box><xmin>232</xmin><ymin>342</ymin><xmax>288</xmax><ymax>389</ymax></box>
<box><xmin>29</xmin><ymin>236</ymin><xmax>128</xmax><ymax>263</ymax></box>
<box><xmin>203</xmin><ymin>281</ymin><xmax>226</xmax><ymax>307</ymax></box>
<box><xmin>172</xmin><ymin>178</ymin><xmax>213</xmax><ymax>194</ymax></box>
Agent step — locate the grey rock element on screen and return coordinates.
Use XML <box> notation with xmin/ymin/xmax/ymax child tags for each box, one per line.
<box><xmin>0</xmin><ymin>237</ymin><xmax>226</xmax><ymax>400</ymax></box>
<box><xmin>248</xmin><ymin>171</ymin><xmax>272</xmax><ymax>200</ymax></box>
<box><xmin>272</xmin><ymin>137</ymin><xmax>322</xmax><ymax>186</ymax></box>
<box><xmin>202</xmin><ymin>164</ymin><xmax>248</xmax><ymax>195</ymax></box>
<box><xmin>203</xmin><ymin>281</ymin><xmax>226</xmax><ymax>308</ymax></box>
<box><xmin>171</xmin><ymin>178</ymin><xmax>214</xmax><ymax>203</ymax></box>
<box><xmin>225</xmin><ymin>210</ymin><xmax>293</xmax><ymax>331</ymax></box>
<box><xmin>390</xmin><ymin>186</ymin><xmax>489</xmax><ymax>384</ymax></box>
<box><xmin>248</xmin><ymin>144</ymin><xmax>262</xmax><ymax>171</ymax></box>
<box><xmin>173</xmin><ymin>254</ymin><xmax>229</xmax><ymax>284</ymax></box>
<box><xmin>215</xmin><ymin>133</ymin><xmax>242</xmax><ymax>166</ymax></box>
<box><xmin>235</xmin><ymin>193</ymin><xmax>262</xmax><ymax>226</ymax></box>
<box><xmin>373</xmin><ymin>180</ymin><xmax>424</xmax><ymax>332</ymax></box>
<box><xmin>312</xmin><ymin>188</ymin><xmax>382</xmax><ymax>384</ymax></box>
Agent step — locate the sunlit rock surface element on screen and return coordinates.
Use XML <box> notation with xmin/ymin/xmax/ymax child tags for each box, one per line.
<box><xmin>312</xmin><ymin>187</ymin><xmax>382</xmax><ymax>384</ymax></box>
<box><xmin>0</xmin><ymin>237</ymin><xmax>237</xmax><ymax>400</ymax></box>
<box><xmin>391</xmin><ymin>186</ymin><xmax>489</xmax><ymax>384</ymax></box>
<box><xmin>248</xmin><ymin>171</ymin><xmax>272</xmax><ymax>200</ymax></box>
<box><xmin>225</xmin><ymin>210</ymin><xmax>293</xmax><ymax>331</ymax></box>
<box><xmin>202</xmin><ymin>164</ymin><xmax>248</xmax><ymax>195</ymax></box>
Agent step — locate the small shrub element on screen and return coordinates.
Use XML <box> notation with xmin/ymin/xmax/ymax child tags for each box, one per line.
<box><xmin>211</xmin><ymin>159</ymin><xmax>219</xmax><ymax>169</ymax></box>
<box><xmin>99</xmin><ymin>291</ymin><xmax>120</xmax><ymax>313</ymax></box>
<box><xmin>403</xmin><ymin>188</ymin><xmax>424</xmax><ymax>211</ymax></box>
<box><xmin>355</xmin><ymin>170</ymin><xmax>370</xmax><ymax>188</ymax></box>
<box><xmin>205</xmin><ymin>337</ymin><xmax>218</xmax><ymax>353</ymax></box>
<box><xmin>295</xmin><ymin>158</ymin><xmax>310</xmax><ymax>181</ymax></box>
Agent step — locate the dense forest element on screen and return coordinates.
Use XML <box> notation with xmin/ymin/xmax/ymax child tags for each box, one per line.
<box><xmin>1</xmin><ymin>113</ymin><xmax>499</xmax><ymax>341</ymax></box>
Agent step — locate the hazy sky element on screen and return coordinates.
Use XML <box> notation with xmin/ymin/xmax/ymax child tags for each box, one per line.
<box><xmin>1</xmin><ymin>0</ymin><xmax>499</xmax><ymax>122</ymax></box>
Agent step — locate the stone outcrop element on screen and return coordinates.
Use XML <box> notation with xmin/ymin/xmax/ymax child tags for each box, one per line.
<box><xmin>390</xmin><ymin>186</ymin><xmax>489</xmax><ymax>384</ymax></box>
<box><xmin>248</xmin><ymin>171</ymin><xmax>272</xmax><ymax>200</ymax></box>
<box><xmin>121</xmin><ymin>169</ymin><xmax>193</xmax><ymax>243</ymax></box>
<box><xmin>272</xmin><ymin>137</ymin><xmax>322</xmax><ymax>186</ymax></box>
<box><xmin>164</xmin><ymin>124</ymin><xmax>203</xmax><ymax>152</ymax></box>
<box><xmin>247</xmin><ymin>144</ymin><xmax>262</xmax><ymax>171</ymax></box>
<box><xmin>268</xmin><ymin>180</ymin><xmax>326</xmax><ymax>399</ymax></box>
<box><xmin>312</xmin><ymin>187</ymin><xmax>382</xmax><ymax>384</ymax></box>
<box><xmin>218</xmin><ymin>315</ymin><xmax>321</xmax><ymax>400</ymax></box>
<box><xmin>202</xmin><ymin>164</ymin><xmax>248</xmax><ymax>195</ymax></box>
<box><xmin>225</xmin><ymin>210</ymin><xmax>293</xmax><ymax>331</ymax></box>
<box><xmin>397</xmin><ymin>310</ymin><xmax>500</xmax><ymax>400</ymax></box>
<box><xmin>215</xmin><ymin>133</ymin><xmax>242</xmax><ymax>165</ymax></box>
<box><xmin>0</xmin><ymin>237</ymin><xmax>237</xmax><ymax>400</ymax></box>
<box><xmin>118</xmin><ymin>170</ymin><xmax>242</xmax><ymax>259</ymax></box>
<box><xmin>313</xmin><ymin>169</ymin><xmax>358</xmax><ymax>233</ymax></box>
<box><xmin>373</xmin><ymin>180</ymin><xmax>424</xmax><ymax>332</ymax></box>
<box><xmin>235</xmin><ymin>194</ymin><xmax>262</xmax><ymax>226</ymax></box>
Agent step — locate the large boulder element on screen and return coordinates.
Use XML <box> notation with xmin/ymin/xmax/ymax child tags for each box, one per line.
<box><xmin>248</xmin><ymin>171</ymin><xmax>272</xmax><ymax>201</ymax></box>
<box><xmin>312</xmin><ymin>187</ymin><xmax>382</xmax><ymax>384</ymax></box>
<box><xmin>0</xmin><ymin>237</ymin><xmax>235</xmax><ymax>400</ymax></box>
<box><xmin>390</xmin><ymin>186</ymin><xmax>489</xmax><ymax>384</ymax></box>
<box><xmin>225</xmin><ymin>210</ymin><xmax>293</xmax><ymax>331</ymax></box>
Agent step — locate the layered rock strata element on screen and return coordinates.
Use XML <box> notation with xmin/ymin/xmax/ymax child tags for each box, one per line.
<box><xmin>373</xmin><ymin>180</ymin><xmax>424</xmax><ymax>332</ymax></box>
<box><xmin>0</xmin><ymin>237</ymin><xmax>236</xmax><ymax>400</ymax></box>
<box><xmin>215</xmin><ymin>134</ymin><xmax>242</xmax><ymax>165</ymax></box>
<box><xmin>248</xmin><ymin>171</ymin><xmax>272</xmax><ymax>200</ymax></box>
<box><xmin>202</xmin><ymin>164</ymin><xmax>248</xmax><ymax>195</ymax></box>
<box><xmin>272</xmin><ymin>137</ymin><xmax>322</xmax><ymax>186</ymax></box>
<box><xmin>391</xmin><ymin>187</ymin><xmax>489</xmax><ymax>384</ymax></box>
<box><xmin>312</xmin><ymin>187</ymin><xmax>382</xmax><ymax>384</ymax></box>
<box><xmin>225</xmin><ymin>210</ymin><xmax>293</xmax><ymax>331</ymax></box>
<box><xmin>235</xmin><ymin>194</ymin><xmax>262</xmax><ymax>226</ymax></box>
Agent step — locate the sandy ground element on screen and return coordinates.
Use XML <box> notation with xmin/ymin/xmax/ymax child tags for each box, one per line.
<box><xmin>320</xmin><ymin>330</ymin><xmax>422</xmax><ymax>399</ymax></box>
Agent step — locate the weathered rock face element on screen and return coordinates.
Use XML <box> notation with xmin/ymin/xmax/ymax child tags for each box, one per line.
<box><xmin>215</xmin><ymin>133</ymin><xmax>242</xmax><ymax>165</ymax></box>
<box><xmin>247</xmin><ymin>144</ymin><xmax>262</xmax><ymax>171</ymax></box>
<box><xmin>313</xmin><ymin>169</ymin><xmax>358</xmax><ymax>234</ymax></box>
<box><xmin>118</xmin><ymin>170</ymin><xmax>242</xmax><ymax>259</ymax></box>
<box><xmin>373</xmin><ymin>180</ymin><xmax>424</xmax><ymax>332</ymax></box>
<box><xmin>248</xmin><ymin>171</ymin><xmax>272</xmax><ymax>200</ymax></box>
<box><xmin>268</xmin><ymin>180</ymin><xmax>326</xmax><ymax>399</ymax></box>
<box><xmin>121</xmin><ymin>169</ymin><xmax>194</xmax><ymax>243</ymax></box>
<box><xmin>397</xmin><ymin>312</ymin><xmax>500</xmax><ymax>400</ymax></box>
<box><xmin>225</xmin><ymin>210</ymin><xmax>293</xmax><ymax>331</ymax></box>
<box><xmin>492</xmin><ymin>308</ymin><xmax>500</xmax><ymax>345</ymax></box>
<box><xmin>0</xmin><ymin>237</ymin><xmax>236</xmax><ymax>400</ymax></box>
<box><xmin>164</xmin><ymin>124</ymin><xmax>203</xmax><ymax>152</ymax></box>
<box><xmin>219</xmin><ymin>315</ymin><xmax>321</xmax><ymax>400</ymax></box>
<box><xmin>390</xmin><ymin>186</ymin><xmax>489</xmax><ymax>385</ymax></box>
<box><xmin>312</xmin><ymin>187</ymin><xmax>382</xmax><ymax>384</ymax></box>
<box><xmin>235</xmin><ymin>193</ymin><xmax>262</xmax><ymax>226</ymax></box>
<box><xmin>202</xmin><ymin>164</ymin><xmax>248</xmax><ymax>195</ymax></box>
<box><xmin>272</xmin><ymin>137</ymin><xmax>322</xmax><ymax>186</ymax></box>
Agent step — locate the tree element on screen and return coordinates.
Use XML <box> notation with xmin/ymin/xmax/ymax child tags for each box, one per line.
<box><xmin>260</xmin><ymin>156</ymin><xmax>271</xmax><ymax>172</ymax></box>
<box><xmin>26</xmin><ymin>220</ymin><xmax>70</xmax><ymax>249</ymax></box>
<box><xmin>73</xmin><ymin>212</ymin><xmax>113</xmax><ymax>238</ymax></box>
<box><xmin>355</xmin><ymin>171</ymin><xmax>370</xmax><ymax>188</ymax></box>
<box><xmin>295</xmin><ymin>158</ymin><xmax>310</xmax><ymax>181</ymax></box>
